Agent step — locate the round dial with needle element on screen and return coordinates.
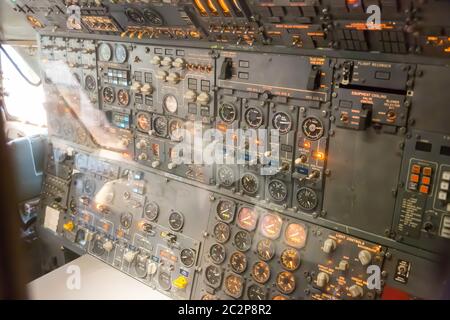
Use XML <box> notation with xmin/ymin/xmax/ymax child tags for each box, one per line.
<box><xmin>272</xmin><ymin>112</ymin><xmax>292</xmax><ymax>134</ymax></box>
<box><xmin>296</xmin><ymin>187</ymin><xmax>318</xmax><ymax>211</ymax></box>
<box><xmin>268</xmin><ymin>180</ymin><xmax>288</xmax><ymax>202</ymax></box>
<box><xmin>237</xmin><ymin>207</ymin><xmax>258</xmax><ymax>231</ymax></box>
<box><xmin>234</xmin><ymin>230</ymin><xmax>252</xmax><ymax>252</ymax></box>
<box><xmin>280</xmin><ymin>248</ymin><xmax>301</xmax><ymax>271</ymax></box>
<box><xmin>257</xmin><ymin>239</ymin><xmax>275</xmax><ymax>261</ymax></box>
<box><xmin>276</xmin><ymin>271</ymin><xmax>296</xmax><ymax>294</ymax></box>
<box><xmin>224</xmin><ymin>274</ymin><xmax>244</xmax><ymax>298</ymax></box>
<box><xmin>259</xmin><ymin>213</ymin><xmax>283</xmax><ymax>240</ymax></box>
<box><xmin>252</xmin><ymin>261</ymin><xmax>271</xmax><ymax>284</ymax></box>
<box><xmin>230</xmin><ymin>251</ymin><xmax>247</xmax><ymax>274</ymax></box>
<box><xmin>284</xmin><ymin>223</ymin><xmax>308</xmax><ymax>249</ymax></box>
<box><xmin>209</xmin><ymin>243</ymin><xmax>226</xmax><ymax>264</ymax></box>
<box><xmin>216</xmin><ymin>200</ymin><xmax>235</xmax><ymax>223</ymax></box>
<box><xmin>213</xmin><ymin>222</ymin><xmax>231</xmax><ymax>243</ymax></box>
<box><xmin>205</xmin><ymin>265</ymin><xmax>222</xmax><ymax>288</ymax></box>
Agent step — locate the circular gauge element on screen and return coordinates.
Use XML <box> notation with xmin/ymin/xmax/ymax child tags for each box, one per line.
<box><xmin>302</xmin><ymin>117</ymin><xmax>324</xmax><ymax>141</ymax></box>
<box><xmin>268</xmin><ymin>179</ymin><xmax>288</xmax><ymax>202</ymax></box>
<box><xmin>103</xmin><ymin>87</ymin><xmax>115</xmax><ymax>104</ymax></box>
<box><xmin>180</xmin><ymin>248</ymin><xmax>196</xmax><ymax>267</ymax></box>
<box><xmin>76</xmin><ymin>127</ymin><xmax>87</xmax><ymax>145</ymax></box>
<box><xmin>224</xmin><ymin>274</ymin><xmax>244</xmax><ymax>298</ymax></box>
<box><xmin>237</xmin><ymin>207</ymin><xmax>258</xmax><ymax>231</ymax></box>
<box><xmin>216</xmin><ymin>200</ymin><xmax>235</xmax><ymax>223</ymax></box>
<box><xmin>117</xmin><ymin>89</ymin><xmax>130</xmax><ymax>106</ymax></box>
<box><xmin>217</xmin><ymin>166</ymin><xmax>235</xmax><ymax>187</ymax></box>
<box><xmin>259</xmin><ymin>213</ymin><xmax>283</xmax><ymax>240</ymax></box>
<box><xmin>91</xmin><ymin>235</ymin><xmax>106</xmax><ymax>256</ymax></box>
<box><xmin>135</xmin><ymin>254</ymin><xmax>149</xmax><ymax>278</ymax></box>
<box><xmin>153</xmin><ymin>116</ymin><xmax>168</xmax><ymax>137</ymax></box>
<box><xmin>83</xmin><ymin>179</ymin><xmax>96</xmax><ymax>195</ymax></box>
<box><xmin>84</xmin><ymin>75</ymin><xmax>96</xmax><ymax>92</ymax></box>
<box><xmin>234</xmin><ymin>230</ymin><xmax>252</xmax><ymax>252</ymax></box>
<box><xmin>163</xmin><ymin>95</ymin><xmax>178</xmax><ymax>114</ymax></box>
<box><xmin>144</xmin><ymin>201</ymin><xmax>159</xmax><ymax>221</ymax></box>
<box><xmin>144</xmin><ymin>8</ymin><xmax>164</xmax><ymax>26</ymax></box>
<box><xmin>245</xmin><ymin>107</ymin><xmax>264</xmax><ymax>128</ymax></box>
<box><xmin>115</xmin><ymin>44</ymin><xmax>128</xmax><ymax>64</ymax></box>
<box><xmin>296</xmin><ymin>187</ymin><xmax>318</xmax><ymax>212</ymax></box>
<box><xmin>272</xmin><ymin>112</ymin><xmax>292</xmax><ymax>134</ymax></box>
<box><xmin>276</xmin><ymin>271</ymin><xmax>296</xmax><ymax>294</ymax></box>
<box><xmin>257</xmin><ymin>239</ymin><xmax>275</xmax><ymax>261</ymax></box>
<box><xmin>209</xmin><ymin>243</ymin><xmax>226</xmax><ymax>264</ymax></box>
<box><xmin>136</xmin><ymin>112</ymin><xmax>151</xmax><ymax>132</ymax></box>
<box><xmin>125</xmin><ymin>8</ymin><xmax>145</xmax><ymax>25</ymax></box>
<box><xmin>98</xmin><ymin>43</ymin><xmax>112</xmax><ymax>62</ymax></box>
<box><xmin>169</xmin><ymin>119</ymin><xmax>184</xmax><ymax>141</ymax></box>
<box><xmin>241</xmin><ymin>173</ymin><xmax>259</xmax><ymax>195</ymax></box>
<box><xmin>120</xmin><ymin>212</ymin><xmax>133</xmax><ymax>229</ymax></box>
<box><xmin>248</xmin><ymin>285</ymin><xmax>266</xmax><ymax>300</ymax></box>
<box><xmin>284</xmin><ymin>223</ymin><xmax>308</xmax><ymax>249</ymax></box>
<box><xmin>168</xmin><ymin>211</ymin><xmax>184</xmax><ymax>231</ymax></box>
<box><xmin>230</xmin><ymin>251</ymin><xmax>247</xmax><ymax>274</ymax></box>
<box><xmin>204</xmin><ymin>265</ymin><xmax>222</xmax><ymax>288</ymax></box>
<box><xmin>158</xmin><ymin>271</ymin><xmax>171</xmax><ymax>291</ymax></box>
<box><xmin>219</xmin><ymin>103</ymin><xmax>237</xmax><ymax>124</ymax></box>
<box><xmin>273</xmin><ymin>295</ymin><xmax>289</xmax><ymax>300</ymax></box>
<box><xmin>252</xmin><ymin>261</ymin><xmax>271</xmax><ymax>284</ymax></box>
<box><xmin>280</xmin><ymin>248</ymin><xmax>301</xmax><ymax>271</ymax></box>
<box><xmin>213</xmin><ymin>222</ymin><xmax>231</xmax><ymax>244</ymax></box>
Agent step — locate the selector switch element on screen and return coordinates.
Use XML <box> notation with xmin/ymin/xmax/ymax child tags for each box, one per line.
<box><xmin>131</xmin><ymin>82</ymin><xmax>142</xmax><ymax>93</ymax></box>
<box><xmin>161</xmin><ymin>57</ymin><xmax>173</xmax><ymax>67</ymax></box>
<box><xmin>349</xmin><ymin>285</ymin><xmax>364</xmax><ymax>299</ymax></box>
<box><xmin>124</xmin><ymin>250</ymin><xmax>138</xmax><ymax>263</ymax></box>
<box><xmin>322</xmin><ymin>238</ymin><xmax>337</xmax><ymax>254</ymax></box>
<box><xmin>197</xmin><ymin>92</ymin><xmax>210</xmax><ymax>105</ymax></box>
<box><xmin>167</xmin><ymin>72</ymin><xmax>180</xmax><ymax>84</ymax></box>
<box><xmin>184</xmin><ymin>90</ymin><xmax>197</xmax><ymax>102</ymax></box>
<box><xmin>151</xmin><ymin>55</ymin><xmax>161</xmax><ymax>66</ymax></box>
<box><xmin>358</xmin><ymin>250</ymin><xmax>372</xmax><ymax>266</ymax></box>
<box><xmin>338</xmin><ymin>260</ymin><xmax>349</xmax><ymax>271</ymax></box>
<box><xmin>102</xmin><ymin>240</ymin><xmax>114</xmax><ymax>253</ymax></box>
<box><xmin>173</xmin><ymin>58</ymin><xmax>186</xmax><ymax>69</ymax></box>
<box><xmin>316</xmin><ymin>272</ymin><xmax>330</xmax><ymax>288</ymax></box>
<box><xmin>156</xmin><ymin>71</ymin><xmax>168</xmax><ymax>81</ymax></box>
<box><xmin>141</xmin><ymin>83</ymin><xmax>153</xmax><ymax>95</ymax></box>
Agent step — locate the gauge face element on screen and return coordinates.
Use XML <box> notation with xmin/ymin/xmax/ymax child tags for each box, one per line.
<box><xmin>144</xmin><ymin>8</ymin><xmax>164</xmax><ymax>26</ymax></box>
<box><xmin>83</xmin><ymin>179</ymin><xmax>96</xmax><ymax>195</ymax></box>
<box><xmin>209</xmin><ymin>243</ymin><xmax>226</xmax><ymax>264</ymax></box>
<box><xmin>205</xmin><ymin>265</ymin><xmax>222</xmax><ymax>288</ymax></box>
<box><xmin>98</xmin><ymin>43</ymin><xmax>112</xmax><ymax>61</ymax></box>
<box><xmin>115</xmin><ymin>44</ymin><xmax>128</xmax><ymax>64</ymax></box>
<box><xmin>296</xmin><ymin>187</ymin><xmax>318</xmax><ymax>211</ymax></box>
<box><xmin>280</xmin><ymin>248</ymin><xmax>301</xmax><ymax>271</ymax></box>
<box><xmin>302</xmin><ymin>117</ymin><xmax>324</xmax><ymax>140</ymax></box>
<box><xmin>103</xmin><ymin>87</ymin><xmax>115</xmax><ymax>104</ymax></box>
<box><xmin>219</xmin><ymin>103</ymin><xmax>237</xmax><ymax>124</ymax></box>
<box><xmin>158</xmin><ymin>271</ymin><xmax>171</xmax><ymax>291</ymax></box>
<box><xmin>120</xmin><ymin>212</ymin><xmax>133</xmax><ymax>229</ymax></box>
<box><xmin>180</xmin><ymin>248</ymin><xmax>196</xmax><ymax>267</ymax></box>
<box><xmin>252</xmin><ymin>261</ymin><xmax>271</xmax><ymax>284</ymax></box>
<box><xmin>237</xmin><ymin>207</ymin><xmax>258</xmax><ymax>231</ymax></box>
<box><xmin>153</xmin><ymin>116</ymin><xmax>168</xmax><ymax>137</ymax></box>
<box><xmin>117</xmin><ymin>89</ymin><xmax>130</xmax><ymax>106</ymax></box>
<box><xmin>268</xmin><ymin>179</ymin><xmax>288</xmax><ymax>202</ymax></box>
<box><xmin>144</xmin><ymin>201</ymin><xmax>159</xmax><ymax>221</ymax></box>
<box><xmin>216</xmin><ymin>200</ymin><xmax>235</xmax><ymax>223</ymax></box>
<box><xmin>257</xmin><ymin>239</ymin><xmax>275</xmax><ymax>261</ymax></box>
<box><xmin>125</xmin><ymin>8</ymin><xmax>145</xmax><ymax>24</ymax></box>
<box><xmin>136</xmin><ymin>112</ymin><xmax>151</xmax><ymax>132</ymax></box>
<box><xmin>169</xmin><ymin>119</ymin><xmax>184</xmax><ymax>141</ymax></box>
<box><xmin>168</xmin><ymin>211</ymin><xmax>184</xmax><ymax>231</ymax></box>
<box><xmin>84</xmin><ymin>75</ymin><xmax>96</xmax><ymax>92</ymax></box>
<box><xmin>276</xmin><ymin>271</ymin><xmax>296</xmax><ymax>294</ymax></box>
<box><xmin>284</xmin><ymin>223</ymin><xmax>308</xmax><ymax>249</ymax></box>
<box><xmin>245</xmin><ymin>107</ymin><xmax>264</xmax><ymax>128</ymax></box>
<box><xmin>248</xmin><ymin>285</ymin><xmax>266</xmax><ymax>300</ymax></box>
<box><xmin>241</xmin><ymin>173</ymin><xmax>259</xmax><ymax>195</ymax></box>
<box><xmin>230</xmin><ymin>251</ymin><xmax>247</xmax><ymax>274</ymax></box>
<box><xmin>213</xmin><ymin>222</ymin><xmax>231</xmax><ymax>243</ymax></box>
<box><xmin>217</xmin><ymin>166</ymin><xmax>235</xmax><ymax>187</ymax></box>
<box><xmin>224</xmin><ymin>274</ymin><xmax>244</xmax><ymax>298</ymax></box>
<box><xmin>259</xmin><ymin>213</ymin><xmax>283</xmax><ymax>240</ymax></box>
<box><xmin>234</xmin><ymin>230</ymin><xmax>252</xmax><ymax>252</ymax></box>
<box><xmin>272</xmin><ymin>112</ymin><xmax>292</xmax><ymax>134</ymax></box>
<box><xmin>91</xmin><ymin>236</ymin><xmax>106</xmax><ymax>256</ymax></box>
<box><xmin>164</xmin><ymin>95</ymin><xmax>178</xmax><ymax>114</ymax></box>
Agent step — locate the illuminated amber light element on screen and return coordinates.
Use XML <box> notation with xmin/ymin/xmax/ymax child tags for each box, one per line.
<box><xmin>303</xmin><ymin>141</ymin><xmax>311</xmax><ymax>149</ymax></box>
<box><xmin>312</xmin><ymin>151</ymin><xmax>325</xmax><ymax>160</ymax></box>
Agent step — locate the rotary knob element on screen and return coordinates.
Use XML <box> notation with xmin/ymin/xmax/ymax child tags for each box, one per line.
<box><xmin>124</xmin><ymin>250</ymin><xmax>138</xmax><ymax>263</ymax></box>
<box><xmin>316</xmin><ymin>272</ymin><xmax>330</xmax><ymax>288</ymax></box>
<box><xmin>138</xmin><ymin>153</ymin><xmax>148</xmax><ymax>161</ymax></box>
<box><xmin>136</xmin><ymin>140</ymin><xmax>147</xmax><ymax>150</ymax></box>
<box><xmin>358</xmin><ymin>250</ymin><xmax>372</xmax><ymax>266</ymax></box>
<box><xmin>141</xmin><ymin>83</ymin><xmax>153</xmax><ymax>95</ymax></box>
<box><xmin>161</xmin><ymin>57</ymin><xmax>173</xmax><ymax>67</ymax></box>
<box><xmin>338</xmin><ymin>260</ymin><xmax>349</xmax><ymax>271</ymax></box>
<box><xmin>151</xmin><ymin>160</ymin><xmax>161</xmax><ymax>168</ymax></box>
<box><xmin>168</xmin><ymin>162</ymin><xmax>177</xmax><ymax>170</ymax></box>
<box><xmin>322</xmin><ymin>238</ymin><xmax>336</xmax><ymax>254</ymax></box>
<box><xmin>131</xmin><ymin>82</ymin><xmax>142</xmax><ymax>93</ymax></box>
<box><xmin>184</xmin><ymin>90</ymin><xmax>197</xmax><ymax>102</ymax></box>
<box><xmin>349</xmin><ymin>285</ymin><xmax>364</xmax><ymax>299</ymax></box>
<box><xmin>173</xmin><ymin>58</ymin><xmax>186</xmax><ymax>69</ymax></box>
<box><xmin>167</xmin><ymin>72</ymin><xmax>180</xmax><ymax>84</ymax></box>
<box><xmin>102</xmin><ymin>240</ymin><xmax>114</xmax><ymax>253</ymax></box>
<box><xmin>150</xmin><ymin>55</ymin><xmax>161</xmax><ymax>66</ymax></box>
<box><xmin>156</xmin><ymin>70</ymin><xmax>168</xmax><ymax>81</ymax></box>
<box><xmin>197</xmin><ymin>92</ymin><xmax>210</xmax><ymax>105</ymax></box>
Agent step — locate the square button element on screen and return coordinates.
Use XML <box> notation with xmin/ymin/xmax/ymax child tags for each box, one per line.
<box><xmin>411</xmin><ymin>164</ymin><xmax>421</xmax><ymax>174</ymax></box>
<box><xmin>443</xmin><ymin>172</ymin><xmax>450</xmax><ymax>181</ymax></box>
<box><xmin>410</xmin><ymin>174</ymin><xmax>420</xmax><ymax>183</ymax></box>
<box><xmin>423</xmin><ymin>167</ymin><xmax>432</xmax><ymax>176</ymax></box>
<box><xmin>408</xmin><ymin>182</ymin><xmax>418</xmax><ymax>191</ymax></box>
<box><xmin>438</xmin><ymin>191</ymin><xmax>448</xmax><ymax>201</ymax></box>
<box><xmin>419</xmin><ymin>185</ymin><xmax>429</xmax><ymax>194</ymax></box>
<box><xmin>441</xmin><ymin>181</ymin><xmax>450</xmax><ymax>191</ymax></box>
<box><xmin>421</xmin><ymin>176</ymin><xmax>431</xmax><ymax>185</ymax></box>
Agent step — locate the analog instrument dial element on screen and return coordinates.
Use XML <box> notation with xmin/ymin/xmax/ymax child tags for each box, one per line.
<box><xmin>224</xmin><ymin>274</ymin><xmax>244</xmax><ymax>298</ymax></box>
<box><xmin>247</xmin><ymin>285</ymin><xmax>266</xmax><ymax>300</ymax></box>
<box><xmin>241</xmin><ymin>173</ymin><xmax>259</xmax><ymax>195</ymax></box>
<box><xmin>144</xmin><ymin>201</ymin><xmax>159</xmax><ymax>221</ymax></box>
<box><xmin>276</xmin><ymin>271</ymin><xmax>296</xmax><ymax>294</ymax></box>
<box><xmin>272</xmin><ymin>112</ymin><xmax>292</xmax><ymax>134</ymax></box>
<box><xmin>136</xmin><ymin>112</ymin><xmax>151</xmax><ymax>132</ymax></box>
<box><xmin>296</xmin><ymin>187</ymin><xmax>318</xmax><ymax>211</ymax></box>
<box><xmin>234</xmin><ymin>230</ymin><xmax>252</xmax><ymax>252</ymax></box>
<box><xmin>284</xmin><ymin>223</ymin><xmax>308</xmax><ymax>249</ymax></box>
<box><xmin>153</xmin><ymin>116</ymin><xmax>168</xmax><ymax>137</ymax></box>
<box><xmin>180</xmin><ymin>248</ymin><xmax>196</xmax><ymax>267</ymax></box>
<box><xmin>280</xmin><ymin>248</ymin><xmax>301</xmax><ymax>271</ymax></box>
<box><xmin>84</xmin><ymin>75</ymin><xmax>96</xmax><ymax>91</ymax></box>
<box><xmin>204</xmin><ymin>265</ymin><xmax>222</xmax><ymax>288</ymax></box>
<box><xmin>252</xmin><ymin>261</ymin><xmax>271</xmax><ymax>284</ymax></box>
<box><xmin>83</xmin><ymin>179</ymin><xmax>96</xmax><ymax>195</ymax></box>
<box><xmin>209</xmin><ymin>243</ymin><xmax>226</xmax><ymax>264</ymax></box>
<box><xmin>245</xmin><ymin>107</ymin><xmax>264</xmax><ymax>128</ymax></box>
<box><xmin>169</xmin><ymin>119</ymin><xmax>184</xmax><ymax>141</ymax></box>
<box><xmin>302</xmin><ymin>117</ymin><xmax>324</xmax><ymax>141</ymax></box>
<box><xmin>144</xmin><ymin>8</ymin><xmax>164</xmax><ymax>26</ymax></box>
<box><xmin>164</xmin><ymin>95</ymin><xmax>178</xmax><ymax>114</ymax></box>
<box><xmin>268</xmin><ymin>179</ymin><xmax>288</xmax><ymax>202</ymax></box>
<box><xmin>213</xmin><ymin>222</ymin><xmax>231</xmax><ymax>243</ymax></box>
<box><xmin>217</xmin><ymin>166</ymin><xmax>235</xmax><ymax>187</ymax></box>
<box><xmin>237</xmin><ymin>207</ymin><xmax>258</xmax><ymax>231</ymax></box>
<box><xmin>219</xmin><ymin>103</ymin><xmax>237</xmax><ymax>123</ymax></box>
<box><xmin>98</xmin><ymin>43</ymin><xmax>112</xmax><ymax>62</ymax></box>
<box><xmin>102</xmin><ymin>87</ymin><xmax>115</xmax><ymax>104</ymax></box>
<box><xmin>257</xmin><ymin>239</ymin><xmax>275</xmax><ymax>261</ymax></box>
<box><xmin>168</xmin><ymin>211</ymin><xmax>184</xmax><ymax>231</ymax></box>
<box><xmin>115</xmin><ymin>44</ymin><xmax>128</xmax><ymax>64</ymax></box>
<box><xmin>125</xmin><ymin>8</ymin><xmax>145</xmax><ymax>24</ymax></box>
<box><xmin>120</xmin><ymin>212</ymin><xmax>133</xmax><ymax>229</ymax></box>
<box><xmin>230</xmin><ymin>251</ymin><xmax>247</xmax><ymax>274</ymax></box>
<box><xmin>259</xmin><ymin>213</ymin><xmax>283</xmax><ymax>240</ymax></box>
<box><xmin>216</xmin><ymin>200</ymin><xmax>235</xmax><ymax>223</ymax></box>
<box><xmin>117</xmin><ymin>89</ymin><xmax>130</xmax><ymax>106</ymax></box>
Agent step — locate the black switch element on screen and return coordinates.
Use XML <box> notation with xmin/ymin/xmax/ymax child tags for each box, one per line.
<box><xmin>219</xmin><ymin>58</ymin><xmax>233</xmax><ymax>80</ymax></box>
<box><xmin>307</xmin><ymin>67</ymin><xmax>320</xmax><ymax>91</ymax></box>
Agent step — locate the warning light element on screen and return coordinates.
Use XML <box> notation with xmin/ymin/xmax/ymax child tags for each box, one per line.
<box><xmin>346</xmin><ymin>0</ymin><xmax>361</xmax><ymax>9</ymax></box>
<box><xmin>312</xmin><ymin>151</ymin><xmax>325</xmax><ymax>160</ymax></box>
<box><xmin>303</xmin><ymin>141</ymin><xmax>311</xmax><ymax>149</ymax></box>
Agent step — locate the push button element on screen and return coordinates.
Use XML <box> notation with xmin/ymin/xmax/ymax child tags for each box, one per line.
<box><xmin>419</xmin><ymin>185</ymin><xmax>429</xmax><ymax>194</ymax></box>
<box><xmin>411</xmin><ymin>164</ymin><xmax>421</xmax><ymax>174</ymax></box>
<box><xmin>438</xmin><ymin>191</ymin><xmax>448</xmax><ymax>201</ymax></box>
<box><xmin>410</xmin><ymin>174</ymin><xmax>420</xmax><ymax>183</ymax></box>
<box><xmin>421</xmin><ymin>176</ymin><xmax>431</xmax><ymax>185</ymax></box>
<box><xmin>441</xmin><ymin>181</ymin><xmax>449</xmax><ymax>191</ymax></box>
<box><xmin>443</xmin><ymin>172</ymin><xmax>450</xmax><ymax>181</ymax></box>
<box><xmin>423</xmin><ymin>167</ymin><xmax>432</xmax><ymax>176</ymax></box>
